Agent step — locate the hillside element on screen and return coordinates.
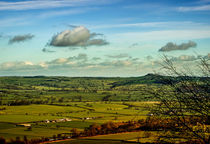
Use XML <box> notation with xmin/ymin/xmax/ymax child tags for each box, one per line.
<box><xmin>0</xmin><ymin>74</ymin><xmax>208</xmax><ymax>105</ymax></box>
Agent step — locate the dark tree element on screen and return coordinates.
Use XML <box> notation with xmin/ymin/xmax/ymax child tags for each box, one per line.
<box><xmin>150</xmin><ymin>55</ymin><xmax>210</xmax><ymax>144</ymax></box>
<box><xmin>0</xmin><ymin>137</ymin><xmax>6</xmax><ymax>144</ymax></box>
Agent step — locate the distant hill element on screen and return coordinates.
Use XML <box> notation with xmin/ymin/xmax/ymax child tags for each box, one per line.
<box><xmin>109</xmin><ymin>73</ymin><xmax>209</xmax><ymax>88</ymax></box>
<box><xmin>0</xmin><ymin>73</ymin><xmax>208</xmax><ymax>89</ymax></box>
<box><xmin>0</xmin><ymin>73</ymin><xmax>209</xmax><ymax>104</ymax></box>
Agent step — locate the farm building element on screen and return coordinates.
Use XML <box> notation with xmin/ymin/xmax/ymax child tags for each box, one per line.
<box><xmin>16</xmin><ymin>124</ymin><xmax>31</xmax><ymax>127</ymax></box>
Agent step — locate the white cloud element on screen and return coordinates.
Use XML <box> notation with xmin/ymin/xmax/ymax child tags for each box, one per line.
<box><xmin>106</xmin><ymin>53</ymin><xmax>130</xmax><ymax>58</ymax></box>
<box><xmin>0</xmin><ymin>17</ymin><xmax>30</xmax><ymax>27</ymax></box>
<box><xmin>49</xmin><ymin>26</ymin><xmax>108</xmax><ymax>48</ymax></box>
<box><xmin>114</xmin><ymin>29</ymin><xmax>210</xmax><ymax>42</ymax></box>
<box><xmin>0</xmin><ymin>61</ymin><xmax>45</xmax><ymax>71</ymax></box>
<box><xmin>159</xmin><ymin>41</ymin><xmax>197</xmax><ymax>52</ymax></box>
<box><xmin>0</xmin><ymin>53</ymin><xmax>143</xmax><ymax>76</ymax></box>
<box><xmin>0</xmin><ymin>53</ymin><xmax>208</xmax><ymax>76</ymax></box>
<box><xmin>9</xmin><ymin>34</ymin><xmax>34</xmax><ymax>44</ymax></box>
<box><xmin>171</xmin><ymin>55</ymin><xmax>198</xmax><ymax>61</ymax></box>
<box><xmin>91</xmin><ymin>21</ymin><xmax>204</xmax><ymax>29</ymax></box>
<box><xmin>50</xmin><ymin>26</ymin><xmax>90</xmax><ymax>47</ymax></box>
<box><xmin>0</xmin><ymin>0</ymin><xmax>116</xmax><ymax>11</ymax></box>
<box><xmin>92</xmin><ymin>22</ymin><xmax>169</xmax><ymax>29</ymax></box>
<box><xmin>197</xmin><ymin>0</ymin><xmax>210</xmax><ymax>3</ymax></box>
<box><xmin>39</xmin><ymin>8</ymin><xmax>94</xmax><ymax>18</ymax></box>
<box><xmin>177</xmin><ymin>5</ymin><xmax>210</xmax><ymax>12</ymax></box>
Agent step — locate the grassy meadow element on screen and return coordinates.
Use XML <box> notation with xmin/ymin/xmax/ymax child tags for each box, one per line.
<box><xmin>0</xmin><ymin>102</ymin><xmax>152</xmax><ymax>140</ymax></box>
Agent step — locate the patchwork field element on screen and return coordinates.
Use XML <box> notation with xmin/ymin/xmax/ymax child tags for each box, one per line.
<box><xmin>0</xmin><ymin>76</ymin><xmax>208</xmax><ymax>143</ymax></box>
<box><xmin>0</xmin><ymin>102</ymin><xmax>153</xmax><ymax>141</ymax></box>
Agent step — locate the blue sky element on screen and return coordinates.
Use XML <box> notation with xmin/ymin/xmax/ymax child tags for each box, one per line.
<box><xmin>0</xmin><ymin>0</ymin><xmax>209</xmax><ymax>76</ymax></box>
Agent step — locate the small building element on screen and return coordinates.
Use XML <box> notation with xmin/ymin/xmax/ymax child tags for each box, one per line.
<box><xmin>17</xmin><ymin>124</ymin><xmax>31</xmax><ymax>127</ymax></box>
<box><xmin>56</xmin><ymin>118</ymin><xmax>66</xmax><ymax>122</ymax></box>
<box><xmin>83</xmin><ymin>117</ymin><xmax>92</xmax><ymax>120</ymax></box>
<box><xmin>65</xmin><ymin>118</ymin><xmax>72</xmax><ymax>122</ymax></box>
<box><xmin>44</xmin><ymin>119</ymin><xmax>50</xmax><ymax>123</ymax></box>
<box><xmin>146</xmin><ymin>113</ymin><xmax>153</xmax><ymax>116</ymax></box>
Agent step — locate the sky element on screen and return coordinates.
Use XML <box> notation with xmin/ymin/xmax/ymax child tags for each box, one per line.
<box><xmin>0</xmin><ymin>0</ymin><xmax>209</xmax><ymax>77</ymax></box>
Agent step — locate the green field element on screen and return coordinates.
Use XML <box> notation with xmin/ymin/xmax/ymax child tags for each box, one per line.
<box><xmin>0</xmin><ymin>75</ymin><xmax>208</xmax><ymax>143</ymax></box>
<box><xmin>0</xmin><ymin>75</ymin><xmax>163</xmax><ymax>106</ymax></box>
<box><xmin>0</xmin><ymin>102</ymin><xmax>152</xmax><ymax>141</ymax></box>
<box><xmin>52</xmin><ymin>139</ymin><xmax>128</xmax><ymax>144</ymax></box>
<box><xmin>52</xmin><ymin>131</ymin><xmax>158</xmax><ymax>144</ymax></box>
<box><xmin>51</xmin><ymin>131</ymin><xmax>192</xmax><ymax>144</ymax></box>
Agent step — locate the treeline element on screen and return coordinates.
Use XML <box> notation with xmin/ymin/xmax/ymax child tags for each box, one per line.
<box><xmin>0</xmin><ymin>116</ymin><xmax>208</xmax><ymax>144</ymax></box>
<box><xmin>72</xmin><ymin>116</ymin><xmax>209</xmax><ymax>143</ymax></box>
<box><xmin>9</xmin><ymin>99</ymin><xmax>49</xmax><ymax>106</ymax></box>
<box><xmin>8</xmin><ymin>97</ymin><xmax>67</xmax><ymax>105</ymax></box>
<box><xmin>73</xmin><ymin>116</ymin><xmax>208</xmax><ymax>137</ymax></box>
<box><xmin>0</xmin><ymin>136</ymin><xmax>55</xmax><ymax>144</ymax></box>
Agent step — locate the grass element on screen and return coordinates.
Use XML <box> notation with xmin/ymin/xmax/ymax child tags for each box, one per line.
<box><xmin>86</xmin><ymin>132</ymin><xmax>142</xmax><ymax>140</ymax></box>
<box><xmin>0</xmin><ymin>122</ymin><xmax>15</xmax><ymax>130</ymax></box>
<box><xmin>1</xmin><ymin>127</ymin><xmax>70</xmax><ymax>140</ymax></box>
<box><xmin>52</xmin><ymin>131</ymin><xmax>158</xmax><ymax>144</ymax></box>
<box><xmin>0</xmin><ymin>102</ymin><xmax>150</xmax><ymax>123</ymax></box>
<box><xmin>52</xmin><ymin>139</ymin><xmax>128</xmax><ymax>144</ymax></box>
<box><xmin>0</xmin><ymin>105</ymin><xmax>83</xmax><ymax>115</ymax></box>
<box><xmin>0</xmin><ymin>102</ymin><xmax>152</xmax><ymax>140</ymax></box>
<box><xmin>0</xmin><ymin>76</ymin><xmax>160</xmax><ymax>105</ymax></box>
<box><xmin>36</xmin><ymin>121</ymin><xmax>94</xmax><ymax>129</ymax></box>
<box><xmin>0</xmin><ymin>76</ymin><xmax>208</xmax><ymax>143</ymax></box>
